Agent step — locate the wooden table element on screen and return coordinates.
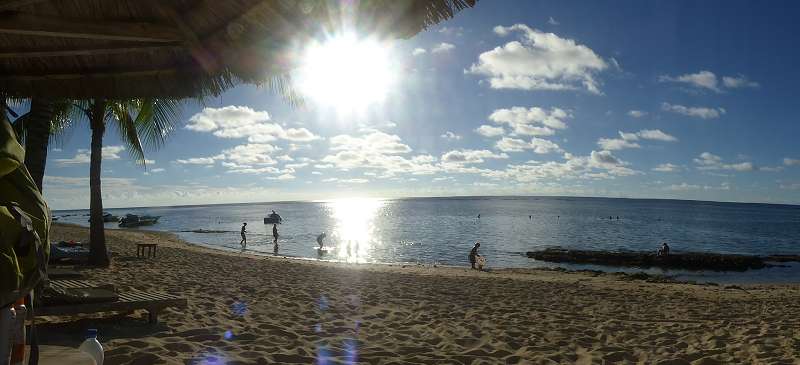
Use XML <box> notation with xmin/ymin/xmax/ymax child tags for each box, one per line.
<box><xmin>136</xmin><ymin>243</ymin><xmax>157</xmax><ymax>258</ymax></box>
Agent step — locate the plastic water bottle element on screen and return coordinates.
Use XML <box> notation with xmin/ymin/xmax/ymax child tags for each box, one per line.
<box><xmin>78</xmin><ymin>329</ymin><xmax>104</xmax><ymax>365</ymax></box>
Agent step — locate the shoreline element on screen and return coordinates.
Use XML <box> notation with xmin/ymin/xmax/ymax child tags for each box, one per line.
<box><xmin>55</xmin><ymin>222</ymin><xmax>800</xmax><ymax>285</ymax></box>
<box><xmin>43</xmin><ymin>223</ymin><xmax>800</xmax><ymax>363</ymax></box>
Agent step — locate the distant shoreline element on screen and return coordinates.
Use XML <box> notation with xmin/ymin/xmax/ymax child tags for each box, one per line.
<box><xmin>50</xmin><ymin>194</ymin><xmax>800</xmax><ymax>212</ymax></box>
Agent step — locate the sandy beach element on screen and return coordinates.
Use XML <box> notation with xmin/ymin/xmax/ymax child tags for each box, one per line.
<box><xmin>41</xmin><ymin>223</ymin><xmax>800</xmax><ymax>364</ymax></box>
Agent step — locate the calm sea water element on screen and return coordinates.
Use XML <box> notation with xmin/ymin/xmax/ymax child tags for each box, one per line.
<box><xmin>54</xmin><ymin>196</ymin><xmax>800</xmax><ymax>283</ymax></box>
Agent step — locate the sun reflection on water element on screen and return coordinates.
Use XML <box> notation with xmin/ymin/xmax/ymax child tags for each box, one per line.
<box><xmin>326</xmin><ymin>198</ymin><xmax>383</xmax><ymax>263</ymax></box>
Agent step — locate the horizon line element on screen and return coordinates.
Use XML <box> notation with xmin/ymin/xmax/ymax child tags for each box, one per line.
<box><xmin>50</xmin><ymin>193</ymin><xmax>800</xmax><ymax>212</ymax></box>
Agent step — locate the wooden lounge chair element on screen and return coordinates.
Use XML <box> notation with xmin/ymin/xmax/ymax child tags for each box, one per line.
<box><xmin>37</xmin><ymin>280</ymin><xmax>186</xmax><ymax>324</ymax></box>
<box><xmin>46</xmin><ymin>268</ymin><xmax>85</xmax><ymax>280</ymax></box>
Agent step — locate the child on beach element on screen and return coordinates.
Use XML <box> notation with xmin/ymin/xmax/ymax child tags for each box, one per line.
<box><xmin>469</xmin><ymin>242</ymin><xmax>481</xmax><ymax>269</ymax></box>
<box><xmin>658</xmin><ymin>242</ymin><xmax>670</xmax><ymax>257</ymax></box>
<box><xmin>240</xmin><ymin>223</ymin><xmax>247</xmax><ymax>248</ymax></box>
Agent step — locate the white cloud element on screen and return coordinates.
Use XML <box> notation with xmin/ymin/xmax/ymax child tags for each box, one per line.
<box><xmin>496</xmin><ymin>137</ymin><xmax>561</xmax><ymax>154</ymax></box>
<box><xmin>722</xmin><ymin>75</ymin><xmax>759</xmax><ymax>89</ymax></box>
<box><xmin>42</xmin><ymin>176</ymin><xmax>313</xmax><ymax>210</ymax></box>
<box><xmin>783</xmin><ymin>158</ymin><xmax>800</xmax><ymax>166</ymax></box>
<box><xmin>637</xmin><ymin>129</ymin><xmax>677</xmax><ymax>142</ymax></box>
<box><xmin>431</xmin><ymin>42</ymin><xmax>455</xmax><ymax>53</ymax></box>
<box><xmin>652</xmin><ymin>163</ymin><xmax>681</xmax><ymax>172</ymax></box>
<box><xmin>175</xmin><ymin>156</ymin><xmax>221</xmax><ymax>165</ymax></box>
<box><xmin>330</xmin><ymin>131</ymin><xmax>411</xmax><ymax>155</ymax></box>
<box><xmin>185</xmin><ymin>106</ymin><xmax>320</xmax><ymax>143</ymax></box>
<box><xmin>44</xmin><ymin>175</ymin><xmax>136</xmax><ymax>189</ymax></box>
<box><xmin>467</xmin><ymin>24</ymin><xmax>608</xmax><ymax>94</ymax></box>
<box><xmin>547</xmin><ymin>17</ymin><xmax>560</xmax><ymax>26</ymax></box>
<box><xmin>693</xmin><ymin>152</ymin><xmax>754</xmax><ymax>172</ymax></box>
<box><xmin>627</xmin><ymin>110</ymin><xmax>647</xmax><ymax>118</ymax></box>
<box><xmin>666</xmin><ymin>183</ymin><xmax>702</xmax><ymax>191</ymax></box>
<box><xmin>482</xmin><ymin>150</ymin><xmax>637</xmax><ymax>183</ymax></box>
<box><xmin>55</xmin><ymin>146</ymin><xmax>125</xmax><ymax>165</ymax></box>
<box><xmin>440</xmin><ymin>131</ymin><xmax>462</xmax><ymax>141</ymax></box>
<box><xmin>282</xmin><ymin>128</ymin><xmax>319</xmax><ymax>142</ymax></box>
<box><xmin>222</xmin><ymin>144</ymin><xmax>279</xmax><ymax>167</ymax></box>
<box><xmin>661</xmin><ymin>103</ymin><xmax>725</xmax><ymax>119</ymax></box>
<box><xmin>666</xmin><ymin>182</ymin><xmax>731</xmax><ymax>191</ymax></box>
<box><xmin>475</xmin><ymin>125</ymin><xmax>505</xmax><ymax>137</ymax></box>
<box><xmin>694</xmin><ymin>152</ymin><xmax>722</xmax><ymax>166</ymax></box>
<box><xmin>102</xmin><ymin>146</ymin><xmax>125</xmax><ymax>159</ymax></box>
<box><xmin>489</xmin><ymin>106</ymin><xmax>569</xmax><ymax>136</ymax></box>
<box><xmin>322</xmin><ymin>132</ymin><xmax>439</xmax><ymax>176</ymax></box>
<box><xmin>441</xmin><ymin>149</ymin><xmax>508</xmax><ymax>165</ymax></box>
<box><xmin>322</xmin><ymin>177</ymin><xmax>369</xmax><ymax>184</ymax></box>
<box><xmin>266</xmin><ymin>173</ymin><xmax>295</xmax><ymax>180</ymax></box>
<box><xmin>438</xmin><ymin>26</ymin><xmax>464</xmax><ymax>36</ymax></box>
<box><xmin>660</xmin><ymin>71</ymin><xmax>759</xmax><ymax>92</ymax></box>
<box><xmin>597</xmin><ymin>137</ymin><xmax>640</xmax><ymax>151</ymax></box>
<box><xmin>173</xmin><ymin>143</ymin><xmax>283</xmax><ymax>174</ymax></box>
<box><xmin>285</xmin><ymin>162</ymin><xmax>308</xmax><ymax>169</ymax></box>
<box><xmin>659</xmin><ymin>70</ymin><xmax>720</xmax><ymax>92</ymax></box>
<box><xmin>411</xmin><ymin>48</ymin><xmax>426</xmax><ymax>56</ymax></box>
<box><xmin>596</xmin><ymin>129</ymin><xmax>676</xmax><ymax>151</ymax></box>
<box><xmin>150</xmin><ymin>168</ymin><xmax>165</xmax><ymax>173</ymax></box>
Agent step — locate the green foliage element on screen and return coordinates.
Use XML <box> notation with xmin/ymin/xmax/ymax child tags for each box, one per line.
<box><xmin>73</xmin><ymin>98</ymin><xmax>183</xmax><ymax>168</ymax></box>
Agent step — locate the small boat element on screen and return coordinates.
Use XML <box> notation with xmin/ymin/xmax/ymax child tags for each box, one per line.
<box><xmin>119</xmin><ymin>214</ymin><xmax>160</xmax><ymax>228</ymax></box>
<box><xmin>264</xmin><ymin>212</ymin><xmax>282</xmax><ymax>224</ymax></box>
<box><xmin>87</xmin><ymin>212</ymin><xmax>119</xmax><ymax>222</ymax></box>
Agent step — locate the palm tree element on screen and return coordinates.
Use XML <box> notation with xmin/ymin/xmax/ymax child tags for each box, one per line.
<box><xmin>6</xmin><ymin>98</ymin><xmax>77</xmax><ymax>192</ymax></box>
<box><xmin>80</xmin><ymin>98</ymin><xmax>182</xmax><ymax>267</ymax></box>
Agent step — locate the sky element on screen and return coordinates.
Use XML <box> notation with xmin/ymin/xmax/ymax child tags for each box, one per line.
<box><xmin>28</xmin><ymin>0</ymin><xmax>800</xmax><ymax>209</ymax></box>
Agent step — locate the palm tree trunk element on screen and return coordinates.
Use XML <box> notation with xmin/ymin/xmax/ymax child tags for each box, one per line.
<box><xmin>23</xmin><ymin>98</ymin><xmax>56</xmax><ymax>192</ymax></box>
<box><xmin>88</xmin><ymin>99</ymin><xmax>109</xmax><ymax>267</ymax></box>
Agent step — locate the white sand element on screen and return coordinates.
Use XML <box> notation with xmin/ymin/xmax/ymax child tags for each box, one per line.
<box><xmin>42</xmin><ymin>223</ymin><xmax>800</xmax><ymax>364</ymax></box>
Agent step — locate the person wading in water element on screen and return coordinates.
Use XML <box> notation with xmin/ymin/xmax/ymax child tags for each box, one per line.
<box><xmin>240</xmin><ymin>223</ymin><xmax>247</xmax><ymax>249</ymax></box>
<box><xmin>469</xmin><ymin>242</ymin><xmax>481</xmax><ymax>269</ymax></box>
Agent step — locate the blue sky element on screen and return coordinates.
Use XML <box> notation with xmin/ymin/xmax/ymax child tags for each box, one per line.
<box><xmin>34</xmin><ymin>0</ymin><xmax>800</xmax><ymax>209</ymax></box>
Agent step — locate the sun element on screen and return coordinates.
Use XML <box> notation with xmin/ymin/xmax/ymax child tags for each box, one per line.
<box><xmin>297</xmin><ymin>33</ymin><xmax>395</xmax><ymax>111</ymax></box>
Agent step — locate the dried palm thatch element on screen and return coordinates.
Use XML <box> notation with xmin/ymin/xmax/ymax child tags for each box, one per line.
<box><xmin>0</xmin><ymin>0</ymin><xmax>477</xmax><ymax>98</ymax></box>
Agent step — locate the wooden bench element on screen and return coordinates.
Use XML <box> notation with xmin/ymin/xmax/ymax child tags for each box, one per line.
<box><xmin>38</xmin><ymin>280</ymin><xmax>186</xmax><ymax>324</ymax></box>
<box><xmin>136</xmin><ymin>243</ymin><xmax>157</xmax><ymax>258</ymax></box>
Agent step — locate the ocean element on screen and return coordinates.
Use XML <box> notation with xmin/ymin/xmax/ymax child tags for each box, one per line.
<box><xmin>53</xmin><ymin>196</ymin><xmax>800</xmax><ymax>283</ymax></box>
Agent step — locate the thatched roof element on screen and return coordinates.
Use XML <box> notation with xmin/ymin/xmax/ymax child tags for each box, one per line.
<box><xmin>0</xmin><ymin>0</ymin><xmax>476</xmax><ymax>98</ymax></box>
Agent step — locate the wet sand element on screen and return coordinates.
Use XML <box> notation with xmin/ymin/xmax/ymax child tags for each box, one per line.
<box><xmin>42</xmin><ymin>223</ymin><xmax>800</xmax><ymax>364</ymax></box>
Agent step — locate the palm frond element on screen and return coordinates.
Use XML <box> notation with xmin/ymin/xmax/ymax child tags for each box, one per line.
<box><xmin>108</xmin><ymin>101</ymin><xmax>146</xmax><ymax>165</ymax></box>
<box><xmin>259</xmin><ymin>73</ymin><xmax>305</xmax><ymax>108</ymax></box>
<box><xmin>47</xmin><ymin>99</ymin><xmax>81</xmax><ymax>147</ymax></box>
<box><xmin>133</xmin><ymin>98</ymin><xmax>183</xmax><ymax>151</ymax></box>
<box><xmin>4</xmin><ymin>97</ymin><xmax>29</xmax><ymax>112</ymax></box>
<box><xmin>10</xmin><ymin>111</ymin><xmax>28</xmax><ymax>143</ymax></box>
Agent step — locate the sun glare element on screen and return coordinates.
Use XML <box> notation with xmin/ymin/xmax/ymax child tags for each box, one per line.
<box><xmin>297</xmin><ymin>34</ymin><xmax>395</xmax><ymax>110</ymax></box>
<box><xmin>327</xmin><ymin>198</ymin><xmax>384</xmax><ymax>263</ymax></box>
